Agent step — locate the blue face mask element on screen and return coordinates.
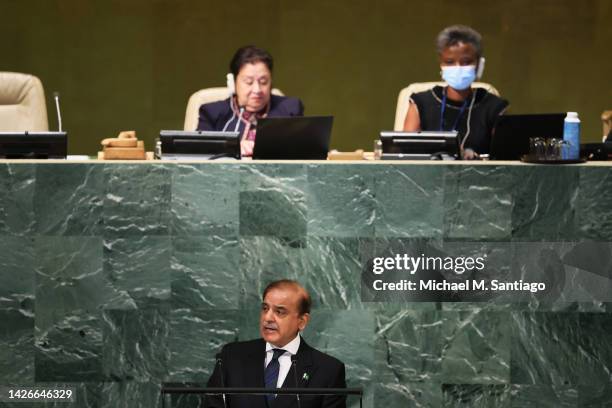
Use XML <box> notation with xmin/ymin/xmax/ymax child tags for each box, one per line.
<box><xmin>441</xmin><ymin>65</ymin><xmax>476</xmax><ymax>91</ymax></box>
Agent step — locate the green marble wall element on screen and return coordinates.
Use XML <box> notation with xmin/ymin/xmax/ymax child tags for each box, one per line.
<box><xmin>1</xmin><ymin>162</ymin><xmax>612</xmax><ymax>407</ymax></box>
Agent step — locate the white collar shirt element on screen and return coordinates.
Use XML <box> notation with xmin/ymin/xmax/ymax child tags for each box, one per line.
<box><xmin>264</xmin><ymin>334</ymin><xmax>301</xmax><ymax>388</ymax></box>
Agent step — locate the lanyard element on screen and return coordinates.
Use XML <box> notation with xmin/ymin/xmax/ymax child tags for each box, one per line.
<box><xmin>439</xmin><ymin>87</ymin><xmax>469</xmax><ymax>132</ymax></box>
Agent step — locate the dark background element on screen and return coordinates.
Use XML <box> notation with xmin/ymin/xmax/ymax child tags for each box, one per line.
<box><xmin>2</xmin><ymin>0</ymin><xmax>611</xmax><ymax>155</ymax></box>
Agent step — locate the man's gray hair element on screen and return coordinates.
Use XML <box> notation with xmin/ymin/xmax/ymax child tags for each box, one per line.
<box><xmin>436</xmin><ymin>25</ymin><xmax>483</xmax><ymax>58</ymax></box>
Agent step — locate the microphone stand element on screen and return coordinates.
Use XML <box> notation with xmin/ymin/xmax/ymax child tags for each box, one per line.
<box><xmin>53</xmin><ymin>92</ymin><xmax>62</xmax><ymax>132</ymax></box>
<box><xmin>291</xmin><ymin>355</ymin><xmax>302</xmax><ymax>408</ymax></box>
<box><xmin>216</xmin><ymin>354</ymin><xmax>228</xmax><ymax>408</ymax></box>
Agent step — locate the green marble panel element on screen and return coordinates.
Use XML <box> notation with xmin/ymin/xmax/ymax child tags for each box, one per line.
<box><xmin>440</xmin><ymin>311</ymin><xmax>511</xmax><ymax>384</ymax></box>
<box><xmin>306</xmin><ymin>164</ymin><xmax>375</xmax><ymax>237</ymax></box>
<box><xmin>240</xmin><ymin>163</ymin><xmax>307</xmax><ymax>191</ymax></box>
<box><xmin>298</xmin><ymin>237</ymin><xmax>369</xmax><ymax>310</ymax></box>
<box><xmin>511</xmin><ymin>166</ymin><xmax>579</xmax><ymax>241</ymax></box>
<box><xmin>572</xmin><ymin>313</ymin><xmax>612</xmax><ymax>387</ymax></box>
<box><xmin>239</xmin><ymin>236</ymin><xmax>368</xmax><ymax>310</ymax></box>
<box><xmin>0</xmin><ymin>236</ymin><xmax>35</xmax><ymax>312</ymax></box>
<box><xmin>170</xmin><ymin>164</ymin><xmax>239</xmax><ymax>236</ymax></box>
<box><xmin>443</xmin><ymin>165</ymin><xmax>515</xmax><ymax>240</ymax></box>
<box><xmin>239</xmin><ymin>189</ymin><xmax>307</xmax><ymax>238</ymax></box>
<box><xmin>373</xmin><ymin>308</ymin><xmax>445</xmax><ymax>383</ymax></box>
<box><xmin>34</xmin><ymin>164</ymin><xmax>104</xmax><ymax>236</ymax></box>
<box><xmin>303</xmin><ymin>309</ymin><xmax>375</xmax><ymax>384</ymax></box>
<box><xmin>511</xmin><ymin>242</ymin><xmax>572</xmax><ymax>305</ymax></box>
<box><xmin>576</xmin><ymin>167</ymin><xmax>612</xmax><ymax>240</ymax></box>
<box><xmin>239</xmin><ymin>164</ymin><xmax>307</xmax><ymax>239</ymax></box>
<box><xmin>0</xmin><ymin>239</ymin><xmax>34</xmax><ymax>384</ymax></box>
<box><xmin>103</xmin><ymin>164</ymin><xmax>171</xmax><ymax>236</ymax></box>
<box><xmin>0</xmin><ymin>236</ymin><xmax>34</xmax><ymax>385</ymax></box>
<box><xmin>167</xmin><ymin>309</ymin><xmax>241</xmax><ymax>382</ymax></box>
<box><xmin>104</xmin><ymin>236</ymin><xmax>171</xmax><ymax>306</ymax></box>
<box><xmin>102</xmin><ymin>307</ymin><xmax>169</xmax><ymax>382</ymax></box>
<box><xmin>100</xmin><ymin>381</ymin><xmax>163</xmax><ymax>408</ymax></box>
<box><xmin>236</xmin><ymin>306</ymin><xmax>262</xmax><ymax>341</ymax></box>
<box><xmin>562</xmin><ymin>242</ymin><xmax>612</xmax><ymax>279</ymax></box>
<box><xmin>510</xmin><ymin>385</ymin><xmax>577</xmax><ymax>407</ymax></box>
<box><xmin>370</xmin><ymin>382</ymin><xmax>444</xmax><ymax>408</ymax></box>
<box><xmin>510</xmin><ymin>312</ymin><xmax>580</xmax><ymax>386</ymax></box>
<box><xmin>442</xmin><ymin>384</ymin><xmax>512</xmax><ymax>407</ymax></box>
<box><xmin>171</xmin><ymin>235</ymin><xmax>240</xmax><ymax>309</ymax></box>
<box><xmin>0</xmin><ymin>309</ymin><xmax>34</xmax><ymax>383</ymax></box>
<box><xmin>35</xmin><ymin>312</ymin><xmax>104</xmax><ymax>381</ymax></box>
<box><xmin>578</xmin><ymin>384</ymin><xmax>612</xmax><ymax>407</ymax></box>
<box><xmin>0</xmin><ymin>164</ymin><xmax>35</xmax><ymax>235</ymax></box>
<box><xmin>373</xmin><ymin>164</ymin><xmax>445</xmax><ymax>238</ymax></box>
<box><xmin>35</xmin><ymin>237</ymin><xmax>132</xmax><ymax>331</ymax></box>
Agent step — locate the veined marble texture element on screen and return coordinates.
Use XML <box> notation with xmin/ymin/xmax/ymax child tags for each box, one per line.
<box><xmin>0</xmin><ymin>162</ymin><xmax>611</xmax><ymax>407</ymax></box>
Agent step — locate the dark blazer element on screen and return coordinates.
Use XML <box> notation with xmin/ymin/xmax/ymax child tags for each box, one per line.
<box><xmin>203</xmin><ymin>338</ymin><xmax>346</xmax><ymax>408</ymax></box>
<box><xmin>197</xmin><ymin>95</ymin><xmax>304</xmax><ymax>132</ymax></box>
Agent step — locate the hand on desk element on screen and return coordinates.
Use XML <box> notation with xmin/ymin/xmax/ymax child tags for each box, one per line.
<box><xmin>462</xmin><ymin>148</ymin><xmax>479</xmax><ymax>160</ymax></box>
<box><xmin>241</xmin><ymin>140</ymin><xmax>254</xmax><ymax>157</ymax></box>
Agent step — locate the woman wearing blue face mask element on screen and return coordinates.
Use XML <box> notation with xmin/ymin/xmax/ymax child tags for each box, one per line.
<box><xmin>403</xmin><ymin>25</ymin><xmax>509</xmax><ymax>159</ymax></box>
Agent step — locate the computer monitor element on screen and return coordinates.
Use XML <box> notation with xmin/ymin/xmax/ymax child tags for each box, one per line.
<box><xmin>159</xmin><ymin>130</ymin><xmax>240</xmax><ymax>160</ymax></box>
<box><xmin>490</xmin><ymin>113</ymin><xmax>565</xmax><ymax>160</ymax></box>
<box><xmin>0</xmin><ymin>132</ymin><xmax>67</xmax><ymax>159</ymax></box>
<box><xmin>252</xmin><ymin>116</ymin><xmax>333</xmax><ymax>160</ymax></box>
<box><xmin>379</xmin><ymin>131</ymin><xmax>459</xmax><ymax>160</ymax></box>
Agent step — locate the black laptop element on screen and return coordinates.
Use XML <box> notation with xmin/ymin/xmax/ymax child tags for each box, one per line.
<box><xmin>252</xmin><ymin>116</ymin><xmax>333</xmax><ymax>160</ymax></box>
<box><xmin>490</xmin><ymin>113</ymin><xmax>565</xmax><ymax>160</ymax></box>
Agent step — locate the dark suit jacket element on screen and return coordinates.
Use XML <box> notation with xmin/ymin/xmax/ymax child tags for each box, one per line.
<box><xmin>197</xmin><ymin>95</ymin><xmax>304</xmax><ymax>132</ymax></box>
<box><xmin>203</xmin><ymin>338</ymin><xmax>346</xmax><ymax>408</ymax></box>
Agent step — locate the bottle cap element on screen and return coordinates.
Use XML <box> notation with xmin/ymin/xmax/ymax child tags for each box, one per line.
<box><xmin>566</xmin><ymin>112</ymin><xmax>578</xmax><ymax>118</ymax></box>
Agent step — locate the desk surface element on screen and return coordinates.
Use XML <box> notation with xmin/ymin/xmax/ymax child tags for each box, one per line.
<box><xmin>1</xmin><ymin>158</ymin><xmax>612</xmax><ymax>166</ymax></box>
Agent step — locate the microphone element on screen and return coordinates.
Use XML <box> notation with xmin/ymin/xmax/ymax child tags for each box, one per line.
<box><xmin>215</xmin><ymin>353</ymin><xmax>228</xmax><ymax>408</ymax></box>
<box><xmin>291</xmin><ymin>355</ymin><xmax>302</xmax><ymax>408</ymax></box>
<box><xmin>53</xmin><ymin>92</ymin><xmax>63</xmax><ymax>132</ymax></box>
<box><xmin>233</xmin><ymin>107</ymin><xmax>244</xmax><ymax>133</ymax></box>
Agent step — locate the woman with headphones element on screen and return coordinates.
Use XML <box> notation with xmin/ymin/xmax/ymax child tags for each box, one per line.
<box><xmin>197</xmin><ymin>45</ymin><xmax>304</xmax><ymax>157</ymax></box>
<box><xmin>403</xmin><ymin>25</ymin><xmax>509</xmax><ymax>159</ymax></box>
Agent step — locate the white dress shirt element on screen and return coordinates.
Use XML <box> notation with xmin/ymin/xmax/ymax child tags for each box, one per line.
<box><xmin>264</xmin><ymin>334</ymin><xmax>301</xmax><ymax>388</ymax></box>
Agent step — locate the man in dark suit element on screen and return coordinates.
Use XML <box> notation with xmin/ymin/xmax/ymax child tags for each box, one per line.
<box><xmin>203</xmin><ymin>279</ymin><xmax>346</xmax><ymax>408</ymax></box>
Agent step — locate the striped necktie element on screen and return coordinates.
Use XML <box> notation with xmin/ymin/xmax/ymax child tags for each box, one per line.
<box><xmin>264</xmin><ymin>348</ymin><xmax>286</xmax><ymax>405</ymax></box>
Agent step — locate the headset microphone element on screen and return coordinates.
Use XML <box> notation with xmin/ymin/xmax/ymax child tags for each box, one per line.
<box><xmin>226</xmin><ymin>73</ymin><xmax>236</xmax><ymax>95</ymax></box>
<box><xmin>476</xmin><ymin>57</ymin><xmax>485</xmax><ymax>79</ymax></box>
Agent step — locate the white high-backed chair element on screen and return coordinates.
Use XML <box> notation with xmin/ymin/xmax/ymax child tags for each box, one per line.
<box><xmin>393</xmin><ymin>81</ymin><xmax>500</xmax><ymax>131</ymax></box>
<box><xmin>183</xmin><ymin>87</ymin><xmax>284</xmax><ymax>131</ymax></box>
<box><xmin>0</xmin><ymin>72</ymin><xmax>49</xmax><ymax>131</ymax></box>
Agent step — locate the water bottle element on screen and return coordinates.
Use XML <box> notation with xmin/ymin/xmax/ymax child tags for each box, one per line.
<box><xmin>563</xmin><ymin>112</ymin><xmax>580</xmax><ymax>159</ymax></box>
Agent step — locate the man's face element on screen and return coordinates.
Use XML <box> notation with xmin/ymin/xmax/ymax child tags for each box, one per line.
<box><xmin>260</xmin><ymin>287</ymin><xmax>309</xmax><ymax>348</ymax></box>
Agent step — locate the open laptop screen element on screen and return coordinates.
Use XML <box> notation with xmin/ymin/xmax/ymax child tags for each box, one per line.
<box><xmin>252</xmin><ymin>116</ymin><xmax>333</xmax><ymax>160</ymax></box>
<box><xmin>490</xmin><ymin>113</ymin><xmax>565</xmax><ymax>160</ymax></box>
